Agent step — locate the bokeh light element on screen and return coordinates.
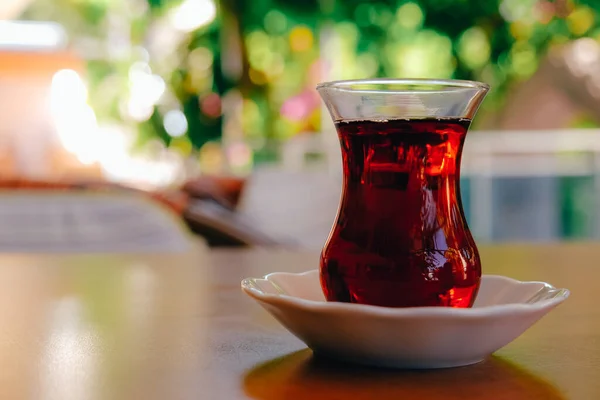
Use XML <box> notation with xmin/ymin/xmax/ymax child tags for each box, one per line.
<box><xmin>163</xmin><ymin>110</ymin><xmax>188</xmax><ymax>138</ymax></box>
<box><xmin>458</xmin><ymin>27</ymin><xmax>491</xmax><ymax>70</ymax></box>
<box><xmin>169</xmin><ymin>0</ymin><xmax>217</xmax><ymax>32</ymax></box>
<box><xmin>242</xmin><ymin>99</ymin><xmax>262</xmax><ymax>138</ymax></box>
<box><xmin>50</xmin><ymin>69</ymin><xmax>98</xmax><ymax>164</ymax></box>
<box><xmin>567</xmin><ymin>6</ymin><xmax>595</xmax><ymax>36</ymax></box>
<box><xmin>198</xmin><ymin>142</ymin><xmax>225</xmax><ymax>174</ymax></box>
<box><xmin>509</xmin><ymin>42</ymin><xmax>538</xmax><ymax>79</ymax></box>
<box><xmin>226</xmin><ymin>142</ymin><xmax>253</xmax><ymax>174</ymax></box>
<box><xmin>127</xmin><ymin>62</ymin><xmax>165</xmax><ymax>122</ymax></box>
<box><xmin>396</xmin><ymin>3</ymin><xmax>424</xmax><ymax>30</ymax></box>
<box><xmin>500</xmin><ymin>0</ymin><xmax>536</xmax><ymax>22</ymax></box>
<box><xmin>201</xmin><ymin>93</ymin><xmax>222</xmax><ymax>118</ymax></box>
<box><xmin>264</xmin><ymin>10</ymin><xmax>287</xmax><ymax>34</ymax></box>
<box><xmin>289</xmin><ymin>26</ymin><xmax>313</xmax><ymax>52</ymax></box>
<box><xmin>385</xmin><ymin>30</ymin><xmax>455</xmax><ymax>78</ymax></box>
<box><xmin>188</xmin><ymin>47</ymin><xmax>214</xmax><ymax>72</ymax></box>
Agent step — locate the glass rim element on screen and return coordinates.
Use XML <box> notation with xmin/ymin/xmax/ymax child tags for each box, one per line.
<box><xmin>316</xmin><ymin>78</ymin><xmax>490</xmax><ymax>93</ymax></box>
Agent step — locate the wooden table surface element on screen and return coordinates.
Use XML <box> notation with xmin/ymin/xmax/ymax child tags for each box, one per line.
<box><xmin>0</xmin><ymin>243</ymin><xmax>597</xmax><ymax>399</ymax></box>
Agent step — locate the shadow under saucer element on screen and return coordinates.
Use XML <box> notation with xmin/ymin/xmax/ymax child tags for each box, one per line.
<box><xmin>244</xmin><ymin>350</ymin><xmax>565</xmax><ymax>400</ymax></box>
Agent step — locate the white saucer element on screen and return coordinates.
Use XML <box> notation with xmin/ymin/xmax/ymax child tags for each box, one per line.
<box><xmin>242</xmin><ymin>270</ymin><xmax>569</xmax><ymax>369</ymax></box>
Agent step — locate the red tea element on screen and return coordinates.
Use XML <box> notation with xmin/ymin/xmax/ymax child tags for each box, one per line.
<box><xmin>320</xmin><ymin>118</ymin><xmax>481</xmax><ymax>308</ymax></box>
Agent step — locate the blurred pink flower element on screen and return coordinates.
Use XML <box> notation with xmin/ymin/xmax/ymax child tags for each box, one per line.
<box><xmin>280</xmin><ymin>90</ymin><xmax>319</xmax><ymax>121</ymax></box>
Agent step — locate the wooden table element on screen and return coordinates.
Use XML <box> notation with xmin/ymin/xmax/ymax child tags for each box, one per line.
<box><xmin>0</xmin><ymin>243</ymin><xmax>597</xmax><ymax>399</ymax></box>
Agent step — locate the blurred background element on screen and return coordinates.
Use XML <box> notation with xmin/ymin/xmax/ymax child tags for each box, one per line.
<box><xmin>1</xmin><ymin>0</ymin><xmax>600</xmax><ymax>249</ymax></box>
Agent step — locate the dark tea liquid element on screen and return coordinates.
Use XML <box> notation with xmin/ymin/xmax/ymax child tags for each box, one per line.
<box><xmin>320</xmin><ymin>118</ymin><xmax>481</xmax><ymax>308</ymax></box>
